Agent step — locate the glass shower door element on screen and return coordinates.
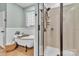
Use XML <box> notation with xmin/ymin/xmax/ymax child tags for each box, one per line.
<box><xmin>39</xmin><ymin>3</ymin><xmax>61</xmax><ymax>56</ymax></box>
<box><xmin>63</xmin><ymin>3</ymin><xmax>79</xmax><ymax>56</ymax></box>
<box><xmin>35</xmin><ymin>3</ymin><xmax>79</xmax><ymax>56</ymax></box>
<box><xmin>44</xmin><ymin>3</ymin><xmax>61</xmax><ymax>56</ymax></box>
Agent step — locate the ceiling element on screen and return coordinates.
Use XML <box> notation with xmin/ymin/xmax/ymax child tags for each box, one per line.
<box><xmin>16</xmin><ymin>3</ymin><xmax>34</xmax><ymax>8</ymax></box>
<box><xmin>16</xmin><ymin>3</ymin><xmax>72</xmax><ymax>9</ymax></box>
<box><xmin>44</xmin><ymin>3</ymin><xmax>72</xmax><ymax>8</ymax></box>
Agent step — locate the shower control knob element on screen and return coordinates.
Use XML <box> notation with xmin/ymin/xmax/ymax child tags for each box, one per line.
<box><xmin>51</xmin><ymin>28</ymin><xmax>54</xmax><ymax>30</ymax></box>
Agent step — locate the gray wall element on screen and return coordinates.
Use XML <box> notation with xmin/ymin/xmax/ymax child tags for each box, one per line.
<box><xmin>0</xmin><ymin>3</ymin><xmax>6</xmax><ymax>12</ymax></box>
<box><xmin>0</xmin><ymin>3</ymin><xmax>6</xmax><ymax>27</ymax></box>
<box><xmin>7</xmin><ymin>3</ymin><xmax>25</xmax><ymax>28</ymax></box>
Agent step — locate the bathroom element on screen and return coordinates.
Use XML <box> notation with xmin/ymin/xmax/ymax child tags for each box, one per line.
<box><xmin>0</xmin><ymin>3</ymin><xmax>79</xmax><ymax>56</ymax></box>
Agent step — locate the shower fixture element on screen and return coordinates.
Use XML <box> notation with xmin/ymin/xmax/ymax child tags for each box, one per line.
<box><xmin>46</xmin><ymin>8</ymin><xmax>51</xmax><ymax>11</ymax></box>
<box><xmin>44</xmin><ymin>7</ymin><xmax>51</xmax><ymax>32</ymax></box>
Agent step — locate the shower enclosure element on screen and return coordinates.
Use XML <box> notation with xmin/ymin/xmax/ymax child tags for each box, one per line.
<box><xmin>35</xmin><ymin>3</ymin><xmax>61</xmax><ymax>56</ymax></box>
<box><xmin>36</xmin><ymin>3</ymin><xmax>79</xmax><ymax>56</ymax></box>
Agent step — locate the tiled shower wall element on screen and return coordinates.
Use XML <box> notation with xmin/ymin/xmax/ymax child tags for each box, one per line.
<box><xmin>44</xmin><ymin>6</ymin><xmax>60</xmax><ymax>48</ymax></box>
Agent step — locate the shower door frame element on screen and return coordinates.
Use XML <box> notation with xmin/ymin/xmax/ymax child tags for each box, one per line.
<box><xmin>60</xmin><ymin>3</ymin><xmax>63</xmax><ymax>56</ymax></box>
<box><xmin>35</xmin><ymin>3</ymin><xmax>45</xmax><ymax>56</ymax></box>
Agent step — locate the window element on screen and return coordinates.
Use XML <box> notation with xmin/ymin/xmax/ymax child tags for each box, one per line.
<box><xmin>25</xmin><ymin>6</ymin><xmax>35</xmax><ymax>27</ymax></box>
